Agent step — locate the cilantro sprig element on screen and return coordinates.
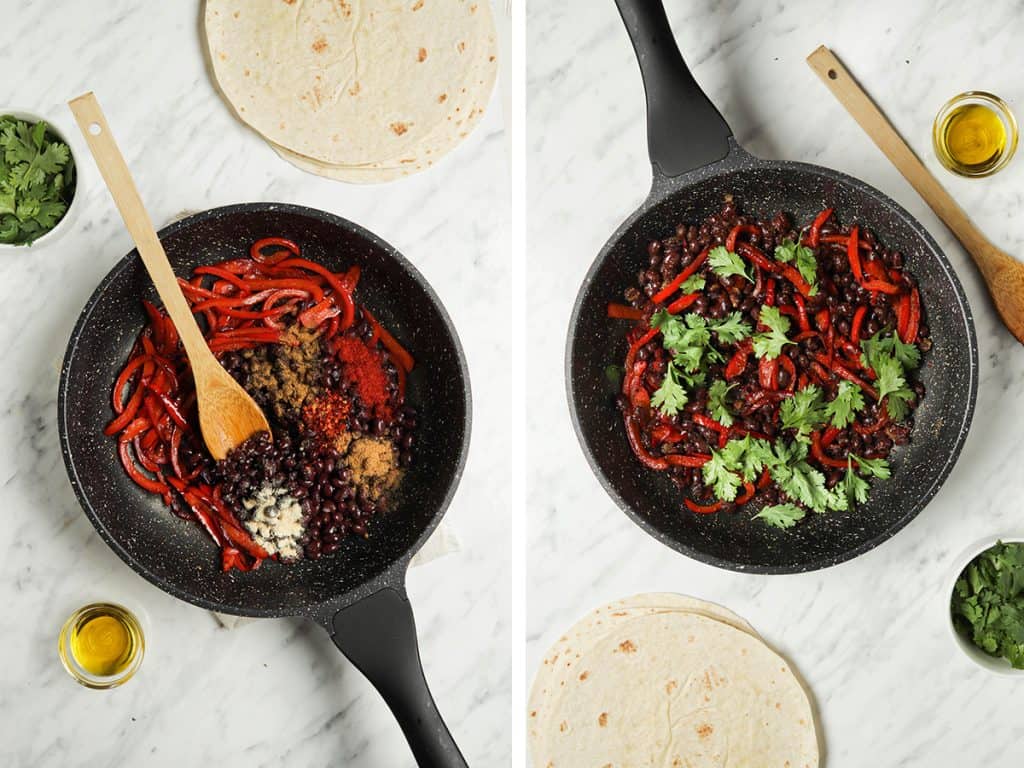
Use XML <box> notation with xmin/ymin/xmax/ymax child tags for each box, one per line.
<box><xmin>752</xmin><ymin>305</ymin><xmax>794</xmax><ymax>359</ymax></box>
<box><xmin>859</xmin><ymin>331</ymin><xmax>919</xmax><ymax>420</ymax></box>
<box><xmin>708</xmin><ymin>245</ymin><xmax>751</xmax><ymax>282</ymax></box>
<box><xmin>779</xmin><ymin>384</ymin><xmax>828</xmax><ymax>440</ymax></box>
<box><xmin>0</xmin><ymin>116</ymin><xmax>75</xmax><ymax>245</ymax></box>
<box><xmin>707</xmin><ymin>380</ymin><xmax>735</xmax><ymax>427</ymax></box>
<box><xmin>775</xmin><ymin>239</ymin><xmax>819</xmax><ymax>295</ymax></box>
<box><xmin>823</xmin><ymin>380</ymin><xmax>866</xmax><ymax>429</ymax></box>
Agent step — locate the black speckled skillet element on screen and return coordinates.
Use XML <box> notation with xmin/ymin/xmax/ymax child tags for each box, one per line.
<box><xmin>59</xmin><ymin>204</ymin><xmax>470</xmax><ymax>767</ymax></box>
<box><xmin>566</xmin><ymin>0</ymin><xmax>978</xmax><ymax>573</ymax></box>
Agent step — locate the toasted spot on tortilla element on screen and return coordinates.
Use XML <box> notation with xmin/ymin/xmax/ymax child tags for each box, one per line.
<box><xmin>312</xmin><ymin>37</ymin><xmax>328</xmax><ymax>53</ymax></box>
<box><xmin>530</xmin><ymin>710</ymin><xmax>537</xmax><ymax>718</ymax></box>
<box><xmin>489</xmin><ymin>55</ymin><xmax>496</xmax><ymax>61</ymax></box>
<box><xmin>339</xmin><ymin>0</ymin><xmax>352</xmax><ymax>16</ymax></box>
<box><xmin>458</xmin><ymin>41</ymin><xmax>466</xmax><ymax>52</ymax></box>
<box><xmin>579</xmin><ymin>671</ymin><xmax>589</xmax><ymax>681</ymax></box>
<box><xmin>233</xmin><ymin>11</ymin><xmax>240</xmax><ymax>17</ymax></box>
<box><xmin>666</xmin><ymin>679</ymin><xmax>678</xmax><ymax>693</ymax></box>
<box><xmin>218</xmin><ymin>52</ymin><xmax>228</xmax><ymax>61</ymax></box>
<box><xmin>411</xmin><ymin>0</ymin><xmax>424</xmax><ymax>9</ymax></box>
<box><xmin>438</xmin><ymin>93</ymin><xmax>448</xmax><ymax>103</ymax></box>
<box><xmin>348</xmin><ymin>82</ymin><xmax>361</xmax><ymax>96</ymax></box>
<box><xmin>244</xmin><ymin>68</ymin><xmax>251</xmax><ymax>76</ymax></box>
<box><xmin>418</xmin><ymin>47</ymin><xmax>428</xmax><ymax>62</ymax></box>
<box><xmin>697</xmin><ymin>723</ymin><xmax>714</xmax><ymax>739</ymax></box>
<box><xmin>617</xmin><ymin>640</ymin><xmax>636</xmax><ymax>654</ymax></box>
<box><xmin>390</xmin><ymin>122</ymin><xmax>409</xmax><ymax>135</ymax></box>
<box><xmin>598</xmin><ymin>712</ymin><xmax>608</xmax><ymax>727</ymax></box>
<box><xmin>559</xmin><ymin>721</ymin><xmax>568</xmax><ymax>733</ymax></box>
<box><xmin>282</xmin><ymin>0</ymin><xmax>296</xmax><ymax>4</ymax></box>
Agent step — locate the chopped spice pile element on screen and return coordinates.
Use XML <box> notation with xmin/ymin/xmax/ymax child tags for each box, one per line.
<box><xmin>346</xmin><ymin>436</ymin><xmax>401</xmax><ymax>501</ymax></box>
<box><xmin>332</xmin><ymin>336</ymin><xmax>394</xmax><ymax>418</ymax></box>
<box><xmin>241</xmin><ymin>326</ymin><xmax>324</xmax><ymax>421</ymax></box>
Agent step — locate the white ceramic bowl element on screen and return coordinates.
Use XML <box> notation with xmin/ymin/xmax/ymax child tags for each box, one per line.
<box><xmin>945</xmin><ymin>534</ymin><xmax>1024</xmax><ymax>675</ymax></box>
<box><xmin>0</xmin><ymin>108</ymin><xmax>82</xmax><ymax>250</ymax></box>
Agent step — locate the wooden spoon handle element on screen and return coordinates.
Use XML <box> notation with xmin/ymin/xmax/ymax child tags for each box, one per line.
<box><xmin>68</xmin><ymin>92</ymin><xmax>212</xmax><ymax>366</ymax></box>
<box><xmin>806</xmin><ymin>46</ymin><xmax>992</xmax><ymax>259</ymax></box>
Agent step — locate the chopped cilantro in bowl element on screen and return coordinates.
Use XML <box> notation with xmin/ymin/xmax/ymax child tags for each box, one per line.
<box><xmin>949</xmin><ymin>539</ymin><xmax>1024</xmax><ymax>673</ymax></box>
<box><xmin>0</xmin><ymin>112</ymin><xmax>77</xmax><ymax>247</ymax></box>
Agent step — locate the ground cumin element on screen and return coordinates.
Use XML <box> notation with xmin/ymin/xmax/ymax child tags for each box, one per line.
<box><xmin>242</xmin><ymin>326</ymin><xmax>323</xmax><ymax>421</ymax></box>
<box><xmin>345</xmin><ymin>436</ymin><xmax>401</xmax><ymax>501</ymax></box>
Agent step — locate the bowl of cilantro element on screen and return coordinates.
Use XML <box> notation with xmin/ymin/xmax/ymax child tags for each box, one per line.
<box><xmin>0</xmin><ymin>110</ymin><xmax>79</xmax><ymax>248</ymax></box>
<box><xmin>947</xmin><ymin>536</ymin><xmax>1024</xmax><ymax>674</ymax></box>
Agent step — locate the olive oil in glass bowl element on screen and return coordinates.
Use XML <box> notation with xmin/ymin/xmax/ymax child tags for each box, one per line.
<box><xmin>58</xmin><ymin>603</ymin><xmax>145</xmax><ymax>689</ymax></box>
<box><xmin>933</xmin><ymin>91</ymin><xmax>1018</xmax><ymax>177</ymax></box>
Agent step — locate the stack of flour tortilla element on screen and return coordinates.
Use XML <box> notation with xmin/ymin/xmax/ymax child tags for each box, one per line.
<box><xmin>528</xmin><ymin>593</ymin><xmax>820</xmax><ymax>767</ymax></box>
<box><xmin>204</xmin><ymin>0</ymin><xmax>498</xmax><ymax>183</ymax></box>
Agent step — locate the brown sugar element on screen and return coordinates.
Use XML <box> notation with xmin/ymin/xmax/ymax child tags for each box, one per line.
<box><xmin>345</xmin><ymin>436</ymin><xmax>401</xmax><ymax>501</ymax></box>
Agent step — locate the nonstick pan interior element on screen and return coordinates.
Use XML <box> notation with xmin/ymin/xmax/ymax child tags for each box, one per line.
<box><xmin>568</xmin><ymin>158</ymin><xmax>977</xmax><ymax>572</ymax></box>
<box><xmin>59</xmin><ymin>203</ymin><xmax>470</xmax><ymax>615</ymax></box>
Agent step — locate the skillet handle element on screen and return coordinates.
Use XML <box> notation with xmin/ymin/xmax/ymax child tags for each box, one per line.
<box><xmin>614</xmin><ymin>0</ymin><xmax>733</xmax><ymax>177</ymax></box>
<box><xmin>325</xmin><ymin>588</ymin><xmax>468</xmax><ymax>768</ymax></box>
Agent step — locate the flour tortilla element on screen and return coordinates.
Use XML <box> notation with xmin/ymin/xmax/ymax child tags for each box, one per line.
<box><xmin>530</xmin><ymin>599</ymin><xmax>819</xmax><ymax>767</ymax></box>
<box><xmin>205</xmin><ymin>0</ymin><xmax>498</xmax><ymax>167</ymax></box>
<box><xmin>528</xmin><ymin>594</ymin><xmax>760</xmax><ymax>760</ymax></box>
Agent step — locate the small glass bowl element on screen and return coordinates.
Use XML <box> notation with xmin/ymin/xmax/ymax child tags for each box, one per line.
<box><xmin>58</xmin><ymin>603</ymin><xmax>145</xmax><ymax>689</ymax></box>
<box><xmin>932</xmin><ymin>91</ymin><xmax>1018</xmax><ymax>178</ymax></box>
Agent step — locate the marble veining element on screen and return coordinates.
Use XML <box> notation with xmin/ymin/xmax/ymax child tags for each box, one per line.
<box><xmin>0</xmin><ymin>2</ymin><xmax>512</xmax><ymax>766</ymax></box>
<box><xmin>528</xmin><ymin>0</ymin><xmax>1024</xmax><ymax>764</ymax></box>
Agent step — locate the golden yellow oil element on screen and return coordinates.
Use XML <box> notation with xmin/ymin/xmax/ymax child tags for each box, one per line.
<box><xmin>60</xmin><ymin>603</ymin><xmax>144</xmax><ymax>685</ymax></box>
<box><xmin>937</xmin><ymin>103</ymin><xmax>1007</xmax><ymax>173</ymax></box>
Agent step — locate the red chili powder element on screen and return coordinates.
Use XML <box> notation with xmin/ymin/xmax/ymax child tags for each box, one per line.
<box><xmin>302</xmin><ymin>391</ymin><xmax>351</xmax><ymax>438</ymax></box>
<box><xmin>333</xmin><ymin>337</ymin><xmax>392</xmax><ymax>417</ymax></box>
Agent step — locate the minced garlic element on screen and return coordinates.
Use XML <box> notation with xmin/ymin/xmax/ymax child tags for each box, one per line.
<box><xmin>241</xmin><ymin>484</ymin><xmax>305</xmax><ymax>562</ymax></box>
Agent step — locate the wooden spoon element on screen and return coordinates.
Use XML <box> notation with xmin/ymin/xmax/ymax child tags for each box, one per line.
<box><xmin>807</xmin><ymin>45</ymin><xmax>1024</xmax><ymax>344</ymax></box>
<box><xmin>69</xmin><ymin>92</ymin><xmax>270</xmax><ymax>459</ymax></box>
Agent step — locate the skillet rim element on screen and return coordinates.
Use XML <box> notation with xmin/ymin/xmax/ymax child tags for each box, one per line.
<box><xmin>566</xmin><ymin>145</ymin><xmax>979</xmax><ymax>574</ymax></box>
<box><xmin>58</xmin><ymin>202</ymin><xmax>473</xmax><ymax>617</ymax></box>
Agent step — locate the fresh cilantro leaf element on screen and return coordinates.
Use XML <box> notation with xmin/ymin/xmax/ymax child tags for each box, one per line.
<box><xmin>680</xmin><ymin>274</ymin><xmax>706</xmax><ymax>293</ymax></box>
<box><xmin>779</xmin><ymin>384</ymin><xmax>828</xmax><ymax>439</ymax></box>
<box><xmin>873</xmin><ymin>355</ymin><xmax>916</xmax><ymax>421</ymax></box>
<box><xmin>768</xmin><ymin>439</ymin><xmax>831</xmax><ymax>513</ymax></box>
<box><xmin>709</xmin><ymin>311</ymin><xmax>753</xmax><ymax>344</ymax></box>
<box><xmin>860</xmin><ymin>330</ymin><xmax>921</xmax><ymax>371</ymax></box>
<box><xmin>853</xmin><ymin>455</ymin><xmax>891</xmax><ymax>479</ymax></box>
<box><xmin>702</xmin><ymin>447</ymin><xmax>743</xmax><ymax>502</ymax></box>
<box><xmin>741</xmin><ymin>437</ymin><xmax>775</xmax><ymax>482</ymax></box>
<box><xmin>824</xmin><ymin>380</ymin><xmax>867</xmax><ymax>429</ymax></box>
<box><xmin>794</xmin><ymin>246</ymin><xmax>818</xmax><ymax>288</ymax></box>
<box><xmin>754</xmin><ymin>503</ymin><xmax>806</xmax><ymax>529</ymax></box>
<box><xmin>650</xmin><ymin>362</ymin><xmax>689</xmax><ymax>416</ymax></box>
<box><xmin>708</xmin><ymin>245</ymin><xmax>751</xmax><ymax>282</ymax></box>
<box><xmin>842</xmin><ymin>461</ymin><xmax>870</xmax><ymax>505</ymax></box>
<box><xmin>707</xmin><ymin>380</ymin><xmax>735</xmax><ymax>427</ymax></box>
<box><xmin>752</xmin><ymin>305</ymin><xmax>794</xmax><ymax>359</ymax></box>
<box><xmin>774</xmin><ymin>240</ymin><xmax>799</xmax><ymax>263</ymax></box>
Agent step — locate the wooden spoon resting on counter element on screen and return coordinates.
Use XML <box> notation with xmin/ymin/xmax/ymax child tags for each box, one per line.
<box><xmin>69</xmin><ymin>92</ymin><xmax>270</xmax><ymax>459</ymax></box>
<box><xmin>808</xmin><ymin>46</ymin><xmax>1024</xmax><ymax>344</ymax></box>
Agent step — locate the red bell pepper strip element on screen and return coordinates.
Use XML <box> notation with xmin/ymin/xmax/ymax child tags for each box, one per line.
<box><xmin>606</xmin><ymin>302</ymin><xmax>645</xmax><ymax>321</ymax></box>
<box><xmin>847</xmin><ymin>225</ymin><xmax>864</xmax><ymax>282</ymax></box>
<box><xmin>815</xmin><ymin>308</ymin><xmax>831</xmax><ymax>334</ymax></box>
<box><xmin>778</xmin><ymin>264</ymin><xmax>813</xmax><ymax>297</ymax></box>
<box><xmin>822</xmin><ymin>233</ymin><xmax>872</xmax><ymax>250</ymax></box>
<box><xmin>756</xmin><ymin>467</ymin><xmax>772</xmax><ymax>490</ymax></box>
<box><xmin>625</xmin><ymin>415</ymin><xmax>670</xmax><ymax>470</ymax></box>
<box><xmin>765</xmin><ymin>278</ymin><xmax>776</xmax><ymax>306</ymax></box>
<box><xmin>896</xmin><ymin>293</ymin><xmax>911</xmax><ymax>340</ymax></box>
<box><xmin>807</xmin><ymin>207</ymin><xmax>833</xmax><ymax>248</ymax></box>
<box><xmin>693</xmin><ymin>412</ymin><xmax>727</xmax><ymax>436</ymax></box>
<box><xmin>724</xmin><ymin>339</ymin><xmax>753</xmax><ymax>380</ymax></box>
<box><xmin>685</xmin><ymin>498</ymin><xmax>723</xmax><ymax>514</ymax></box>
<box><xmin>362</xmin><ymin>307</ymin><xmax>416</xmax><ymax>372</ymax></box>
<box><xmin>853</xmin><ymin>409</ymin><xmax>890</xmax><ymax>435</ymax></box>
<box><xmin>816</xmin><ymin>354</ymin><xmax>879</xmax><ymax>399</ymax></box>
<box><xmin>651</xmin><ymin>248</ymin><xmax>709</xmax><ymax>304</ymax></box>
<box><xmin>861</xmin><ymin>279</ymin><xmax>901</xmax><ymax>295</ymax></box>
<box><xmin>863</xmin><ymin>257</ymin><xmax>890</xmax><ymax>283</ymax></box>
<box><xmin>726</xmin><ymin>224</ymin><xmax>759</xmax><ymax>253</ymax></box>
<box><xmin>250</xmin><ymin>237</ymin><xmax>300</xmax><ymax>264</ymax></box>
<box><xmin>298</xmin><ymin>298</ymin><xmax>341</xmax><ymax>329</ymax></box>
<box><xmin>792</xmin><ymin>295</ymin><xmax>809</xmax><ymax>332</ymax></box>
<box><xmin>903</xmin><ymin>287</ymin><xmax>921</xmax><ymax>343</ymax></box>
<box><xmin>667</xmin><ymin>293</ymin><xmax>699</xmax><ymax>315</ymax></box>
<box><xmin>650</xmin><ymin>424</ymin><xmax>685</xmax><ymax>445</ymax></box>
<box><xmin>663</xmin><ymin>452</ymin><xmax>712</xmax><ymax>468</ymax></box>
<box><xmin>735</xmin><ymin>481</ymin><xmax>756</xmax><ymax>506</ymax></box>
<box><xmin>851</xmin><ymin>305</ymin><xmax>868</xmax><ymax>344</ymax></box>
<box><xmin>811</xmin><ymin>431</ymin><xmax>849</xmax><ymax>468</ymax></box>
<box><xmin>274</xmin><ymin>257</ymin><xmax>355</xmax><ymax>328</ymax></box>
<box><xmin>820</xmin><ymin>425</ymin><xmax>841</xmax><ymax>447</ymax></box>
<box><xmin>118</xmin><ymin>440</ymin><xmax>168</xmax><ymax>495</ymax></box>
<box><xmin>737</xmin><ymin>242</ymin><xmax>775</xmax><ymax>273</ymax></box>
<box><xmin>758</xmin><ymin>356</ymin><xmax>778</xmax><ymax>390</ymax></box>
<box><xmin>778</xmin><ymin>354</ymin><xmax>797</xmax><ymax>391</ymax></box>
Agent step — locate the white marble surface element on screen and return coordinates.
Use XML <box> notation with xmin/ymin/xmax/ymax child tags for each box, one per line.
<box><xmin>528</xmin><ymin>0</ymin><xmax>1024</xmax><ymax>764</ymax></box>
<box><xmin>0</xmin><ymin>2</ymin><xmax>515</xmax><ymax>766</ymax></box>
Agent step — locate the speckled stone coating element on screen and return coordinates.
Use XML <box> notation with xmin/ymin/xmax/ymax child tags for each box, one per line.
<box><xmin>58</xmin><ymin>203</ymin><xmax>471</xmax><ymax>619</ymax></box>
<box><xmin>567</xmin><ymin>140</ymin><xmax>978</xmax><ymax>574</ymax></box>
